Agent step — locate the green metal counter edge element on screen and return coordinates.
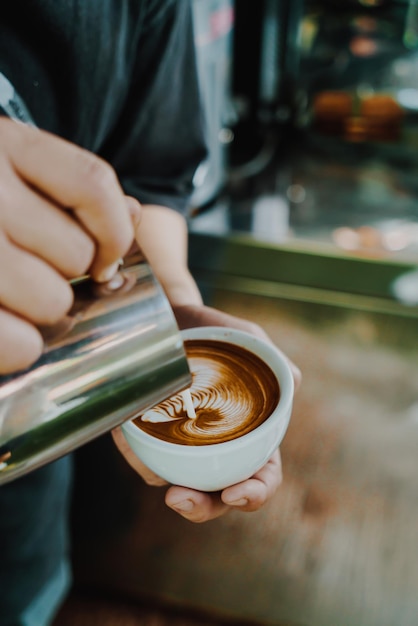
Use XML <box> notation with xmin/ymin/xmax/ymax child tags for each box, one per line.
<box><xmin>189</xmin><ymin>232</ymin><xmax>418</xmax><ymax>318</ymax></box>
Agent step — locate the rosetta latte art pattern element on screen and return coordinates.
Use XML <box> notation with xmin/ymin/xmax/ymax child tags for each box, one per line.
<box><xmin>134</xmin><ymin>339</ymin><xmax>280</xmax><ymax>445</ymax></box>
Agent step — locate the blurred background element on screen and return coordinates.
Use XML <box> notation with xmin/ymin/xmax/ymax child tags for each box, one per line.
<box><xmin>55</xmin><ymin>2</ymin><xmax>418</xmax><ymax>625</ymax></box>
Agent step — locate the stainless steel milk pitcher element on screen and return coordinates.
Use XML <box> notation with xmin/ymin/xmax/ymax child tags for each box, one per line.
<box><xmin>0</xmin><ymin>255</ymin><xmax>191</xmax><ymax>484</ymax></box>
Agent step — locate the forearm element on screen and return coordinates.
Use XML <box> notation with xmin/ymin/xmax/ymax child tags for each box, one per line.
<box><xmin>133</xmin><ymin>204</ymin><xmax>203</xmax><ymax>307</ymax></box>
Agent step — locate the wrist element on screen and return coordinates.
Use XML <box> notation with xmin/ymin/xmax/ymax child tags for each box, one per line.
<box><xmin>160</xmin><ymin>269</ymin><xmax>203</xmax><ymax>308</ymax></box>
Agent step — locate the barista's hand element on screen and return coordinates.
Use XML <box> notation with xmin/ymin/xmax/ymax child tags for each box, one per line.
<box><xmin>112</xmin><ymin>304</ymin><xmax>301</xmax><ymax>523</ymax></box>
<box><xmin>0</xmin><ymin>119</ymin><xmax>139</xmax><ymax>374</ymax></box>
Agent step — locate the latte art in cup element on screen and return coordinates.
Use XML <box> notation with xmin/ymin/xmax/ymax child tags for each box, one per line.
<box><xmin>133</xmin><ymin>339</ymin><xmax>281</xmax><ymax>445</ymax></box>
<box><xmin>122</xmin><ymin>326</ymin><xmax>294</xmax><ymax>491</ymax></box>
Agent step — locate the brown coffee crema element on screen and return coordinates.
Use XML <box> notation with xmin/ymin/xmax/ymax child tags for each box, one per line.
<box><xmin>133</xmin><ymin>339</ymin><xmax>280</xmax><ymax>445</ymax></box>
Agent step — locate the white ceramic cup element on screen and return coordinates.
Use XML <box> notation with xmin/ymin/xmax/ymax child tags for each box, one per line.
<box><xmin>121</xmin><ymin>326</ymin><xmax>294</xmax><ymax>491</ymax></box>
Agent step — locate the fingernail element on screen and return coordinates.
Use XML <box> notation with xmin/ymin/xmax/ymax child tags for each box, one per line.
<box><xmin>96</xmin><ymin>262</ymin><xmax>120</xmax><ymax>283</ymax></box>
<box><xmin>225</xmin><ymin>498</ymin><xmax>248</xmax><ymax>507</ymax></box>
<box><xmin>107</xmin><ymin>272</ymin><xmax>125</xmax><ymax>290</ymax></box>
<box><xmin>171</xmin><ymin>499</ymin><xmax>194</xmax><ymax>513</ymax></box>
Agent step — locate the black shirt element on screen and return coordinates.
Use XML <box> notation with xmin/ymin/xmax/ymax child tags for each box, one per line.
<box><xmin>0</xmin><ymin>0</ymin><xmax>207</xmax><ymax>213</ymax></box>
<box><xmin>0</xmin><ymin>1</ymin><xmax>206</xmax><ymax>620</ymax></box>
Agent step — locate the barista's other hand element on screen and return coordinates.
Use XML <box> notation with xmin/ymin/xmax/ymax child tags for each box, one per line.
<box><xmin>170</xmin><ymin>304</ymin><xmax>300</xmax><ymax>521</ymax></box>
<box><xmin>0</xmin><ymin>119</ymin><xmax>139</xmax><ymax>374</ymax></box>
<box><xmin>112</xmin><ymin>304</ymin><xmax>301</xmax><ymax>523</ymax></box>
<box><xmin>112</xmin><ymin>426</ymin><xmax>282</xmax><ymax>520</ymax></box>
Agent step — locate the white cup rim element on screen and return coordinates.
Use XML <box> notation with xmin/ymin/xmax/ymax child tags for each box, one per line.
<box><xmin>122</xmin><ymin>326</ymin><xmax>294</xmax><ymax>455</ymax></box>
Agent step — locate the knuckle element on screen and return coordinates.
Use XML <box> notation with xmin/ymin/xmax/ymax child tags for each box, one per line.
<box><xmin>0</xmin><ymin>119</ymin><xmax>44</xmax><ymax>158</ymax></box>
<box><xmin>0</xmin><ymin>116</ymin><xmax>17</xmax><ymax>140</ymax></box>
<box><xmin>15</xmin><ymin>330</ymin><xmax>44</xmax><ymax>370</ymax></box>
<box><xmin>0</xmin><ymin>169</ymin><xmax>17</xmax><ymax>216</ymax></box>
<box><xmin>5</xmin><ymin>119</ymin><xmax>44</xmax><ymax>150</ymax></box>
<box><xmin>39</xmin><ymin>280</ymin><xmax>73</xmax><ymax>324</ymax></box>
<box><xmin>79</xmin><ymin>152</ymin><xmax>118</xmax><ymax>197</ymax></box>
<box><xmin>0</xmin><ymin>314</ymin><xmax>43</xmax><ymax>374</ymax></box>
<box><xmin>110</xmin><ymin>224</ymin><xmax>133</xmax><ymax>259</ymax></box>
<box><xmin>68</xmin><ymin>234</ymin><xmax>95</xmax><ymax>277</ymax></box>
